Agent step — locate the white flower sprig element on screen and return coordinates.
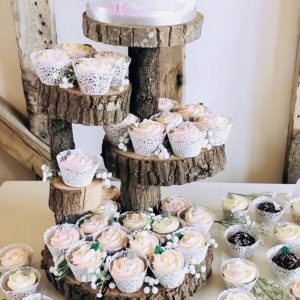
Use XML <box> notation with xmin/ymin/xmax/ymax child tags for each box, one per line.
<box><xmin>41</xmin><ymin>164</ymin><xmax>59</xmax><ymax>182</ymax></box>
<box><xmin>154</xmin><ymin>144</ymin><xmax>170</xmax><ymax>160</ymax></box>
<box><xmin>95</xmin><ymin>170</ymin><xmax>112</xmax><ymax>188</ymax></box>
<box><xmin>118</xmin><ymin>132</ymin><xmax>130</xmax><ymax>152</ymax></box>
<box><xmin>58</xmin><ymin>68</ymin><xmax>76</xmax><ymax>89</ymax></box>
<box><xmin>49</xmin><ymin>255</ymin><xmax>70</xmax><ymax>280</ymax></box>
<box><xmin>144</xmin><ymin>276</ymin><xmax>159</xmax><ymax>295</ymax></box>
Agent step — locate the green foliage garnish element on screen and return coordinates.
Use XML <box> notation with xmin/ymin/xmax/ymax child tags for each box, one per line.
<box><xmin>91</xmin><ymin>242</ymin><xmax>102</xmax><ymax>251</ymax></box>
<box><xmin>154</xmin><ymin>245</ymin><xmax>165</xmax><ymax>254</ymax></box>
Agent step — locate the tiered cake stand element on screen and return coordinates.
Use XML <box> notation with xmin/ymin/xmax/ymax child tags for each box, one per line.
<box><xmin>41</xmin><ymin>11</ymin><xmax>227</xmax><ymax>299</ymax></box>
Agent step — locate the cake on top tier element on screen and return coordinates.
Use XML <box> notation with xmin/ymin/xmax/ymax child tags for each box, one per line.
<box><xmin>86</xmin><ymin>0</ymin><xmax>197</xmax><ymax>26</ymax></box>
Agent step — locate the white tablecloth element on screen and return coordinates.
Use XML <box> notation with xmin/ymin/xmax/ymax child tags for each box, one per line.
<box><xmin>0</xmin><ymin>181</ymin><xmax>295</xmax><ymax>299</ymax></box>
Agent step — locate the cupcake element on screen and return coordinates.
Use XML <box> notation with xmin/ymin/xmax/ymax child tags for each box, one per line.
<box><xmin>56</xmin><ymin>43</ymin><xmax>95</xmax><ymax>58</ymax></box>
<box><xmin>103</xmin><ymin>114</ymin><xmax>139</xmax><ymax>146</ymax></box>
<box><xmin>129</xmin><ymin>231</ymin><xmax>159</xmax><ymax>257</ymax></box>
<box><xmin>158</xmin><ymin>196</ymin><xmax>190</xmax><ymax>215</ymax></box>
<box><xmin>222</xmin><ymin>194</ymin><xmax>249</xmax><ymax>220</ymax></box>
<box><xmin>92</xmin><ymin>199</ymin><xmax>120</xmax><ymax>217</ymax></box>
<box><xmin>225</xmin><ymin>225</ymin><xmax>261</xmax><ymax>259</ymax></box>
<box><xmin>175</xmin><ymin>228</ymin><xmax>209</xmax><ymax>265</ymax></box>
<box><xmin>267</xmin><ymin>244</ymin><xmax>300</xmax><ymax>283</ymax></box>
<box><xmin>168</xmin><ymin>122</ymin><xmax>206</xmax><ymax>158</ymax></box>
<box><xmin>252</xmin><ymin>196</ymin><xmax>284</xmax><ymax>225</ymax></box>
<box><xmin>290</xmin><ymin>198</ymin><xmax>300</xmax><ymax>225</ymax></box>
<box><xmin>76</xmin><ymin>214</ymin><xmax>108</xmax><ymax>237</ymax></box>
<box><xmin>96</xmin><ymin>225</ymin><xmax>128</xmax><ymax>254</ymax></box>
<box><xmin>150</xmin><ymin>249</ymin><xmax>186</xmax><ymax>289</ymax></box>
<box><xmin>102</xmin><ymin>185</ymin><xmax>121</xmax><ymax>201</ymax></box>
<box><xmin>217</xmin><ymin>290</ymin><xmax>257</xmax><ymax>300</ymax></box>
<box><xmin>274</xmin><ymin>222</ymin><xmax>300</xmax><ymax>251</ymax></box>
<box><xmin>175</xmin><ymin>103</ymin><xmax>207</xmax><ymax>120</ymax></box>
<box><xmin>197</xmin><ymin>114</ymin><xmax>233</xmax><ymax>146</ymax></box>
<box><xmin>151</xmin><ymin>112</ymin><xmax>183</xmax><ymax>131</ymax></box>
<box><xmin>221</xmin><ymin>258</ymin><xmax>258</xmax><ymax>291</ymax></box>
<box><xmin>0</xmin><ymin>267</ymin><xmax>40</xmax><ymax>300</ymax></box>
<box><xmin>73</xmin><ymin>57</ymin><xmax>115</xmax><ymax>95</ymax></box>
<box><xmin>30</xmin><ymin>49</ymin><xmax>73</xmax><ymax>86</ymax></box>
<box><xmin>290</xmin><ymin>279</ymin><xmax>300</xmax><ymax>300</ymax></box>
<box><xmin>109</xmin><ymin>250</ymin><xmax>147</xmax><ymax>293</ymax></box>
<box><xmin>121</xmin><ymin>212</ymin><xmax>150</xmax><ymax>231</ymax></box>
<box><xmin>0</xmin><ymin>244</ymin><xmax>33</xmax><ymax>274</ymax></box>
<box><xmin>152</xmin><ymin>215</ymin><xmax>180</xmax><ymax>236</ymax></box>
<box><xmin>94</xmin><ymin>51</ymin><xmax>131</xmax><ymax>87</ymax></box>
<box><xmin>158</xmin><ymin>98</ymin><xmax>179</xmax><ymax>112</ymax></box>
<box><xmin>179</xmin><ymin>206</ymin><xmax>215</xmax><ymax>233</ymax></box>
<box><xmin>66</xmin><ymin>241</ymin><xmax>105</xmax><ymax>282</ymax></box>
<box><xmin>57</xmin><ymin>149</ymin><xmax>101</xmax><ymax>188</ymax></box>
<box><xmin>44</xmin><ymin>223</ymin><xmax>81</xmax><ymax>258</ymax></box>
<box><xmin>129</xmin><ymin>120</ymin><xmax>166</xmax><ymax>157</ymax></box>
<box><xmin>23</xmin><ymin>294</ymin><xmax>53</xmax><ymax>300</ymax></box>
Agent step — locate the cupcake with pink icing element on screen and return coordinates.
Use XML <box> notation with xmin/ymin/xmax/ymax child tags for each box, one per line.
<box><xmin>151</xmin><ymin>215</ymin><xmax>180</xmax><ymax>236</ymax></box>
<box><xmin>76</xmin><ymin>214</ymin><xmax>108</xmax><ymax>237</ymax></box>
<box><xmin>168</xmin><ymin>122</ymin><xmax>206</xmax><ymax>158</ymax></box>
<box><xmin>66</xmin><ymin>240</ymin><xmax>105</xmax><ymax>282</ymax></box>
<box><xmin>290</xmin><ymin>279</ymin><xmax>300</xmax><ymax>300</ymax></box>
<box><xmin>129</xmin><ymin>120</ymin><xmax>166</xmax><ymax>157</ymax></box>
<box><xmin>150</xmin><ymin>249</ymin><xmax>186</xmax><ymax>289</ymax></box>
<box><xmin>56</xmin><ymin>43</ymin><xmax>95</xmax><ymax>58</ymax></box>
<box><xmin>151</xmin><ymin>112</ymin><xmax>183</xmax><ymax>131</ymax></box>
<box><xmin>158</xmin><ymin>98</ymin><xmax>179</xmax><ymax>112</ymax></box>
<box><xmin>129</xmin><ymin>231</ymin><xmax>160</xmax><ymax>257</ymax></box>
<box><xmin>30</xmin><ymin>49</ymin><xmax>73</xmax><ymax>86</ymax></box>
<box><xmin>109</xmin><ymin>250</ymin><xmax>147</xmax><ymax>293</ymax></box>
<box><xmin>179</xmin><ymin>206</ymin><xmax>215</xmax><ymax>233</ymax></box>
<box><xmin>102</xmin><ymin>185</ymin><xmax>121</xmax><ymax>201</ymax></box>
<box><xmin>175</xmin><ymin>103</ymin><xmax>207</xmax><ymax>120</ymax></box>
<box><xmin>73</xmin><ymin>57</ymin><xmax>115</xmax><ymax>95</ymax></box>
<box><xmin>120</xmin><ymin>212</ymin><xmax>150</xmax><ymax>232</ymax></box>
<box><xmin>57</xmin><ymin>149</ymin><xmax>101</xmax><ymax>188</ymax></box>
<box><xmin>92</xmin><ymin>199</ymin><xmax>120</xmax><ymax>217</ymax></box>
<box><xmin>44</xmin><ymin>223</ymin><xmax>81</xmax><ymax>258</ymax></box>
<box><xmin>158</xmin><ymin>196</ymin><xmax>191</xmax><ymax>215</ymax></box>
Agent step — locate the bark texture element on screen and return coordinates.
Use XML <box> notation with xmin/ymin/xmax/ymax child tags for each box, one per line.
<box><xmin>41</xmin><ymin>246</ymin><xmax>213</xmax><ymax>300</ymax></box>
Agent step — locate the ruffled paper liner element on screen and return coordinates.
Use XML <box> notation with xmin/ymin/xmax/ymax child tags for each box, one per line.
<box><xmin>129</xmin><ymin>129</ymin><xmax>166</xmax><ymax>157</ymax></box>
<box><xmin>119</xmin><ymin>211</ymin><xmax>151</xmax><ymax>233</ymax></box>
<box><xmin>290</xmin><ymin>199</ymin><xmax>300</xmax><ymax>225</ymax></box>
<box><xmin>267</xmin><ymin>244</ymin><xmax>300</xmax><ymax>284</ymax></box>
<box><xmin>202</xmin><ymin>120</ymin><xmax>233</xmax><ymax>146</ymax></box>
<box><xmin>0</xmin><ymin>243</ymin><xmax>34</xmax><ymax>275</ymax></box>
<box><xmin>109</xmin><ymin>249</ymin><xmax>147</xmax><ymax>293</ymax></box>
<box><xmin>30</xmin><ymin>50</ymin><xmax>72</xmax><ymax>86</ymax></box>
<box><xmin>73</xmin><ymin>59</ymin><xmax>115</xmax><ymax>95</ymax></box>
<box><xmin>156</xmin><ymin>196</ymin><xmax>191</xmax><ymax>216</ymax></box>
<box><xmin>44</xmin><ymin>223</ymin><xmax>83</xmax><ymax>259</ymax></box>
<box><xmin>217</xmin><ymin>289</ymin><xmax>256</xmax><ymax>300</ymax></box>
<box><xmin>56</xmin><ymin>43</ymin><xmax>95</xmax><ymax>59</ymax></box>
<box><xmin>0</xmin><ymin>267</ymin><xmax>41</xmax><ymax>300</ymax></box>
<box><xmin>66</xmin><ymin>240</ymin><xmax>105</xmax><ymax>282</ymax></box>
<box><xmin>56</xmin><ymin>149</ymin><xmax>101</xmax><ymax>188</ymax></box>
<box><xmin>252</xmin><ymin>196</ymin><xmax>285</xmax><ymax>225</ymax></box>
<box><xmin>224</xmin><ymin>225</ymin><xmax>261</xmax><ymax>259</ymax></box>
<box><xmin>221</xmin><ymin>258</ymin><xmax>259</xmax><ymax>291</ymax></box>
<box><xmin>23</xmin><ymin>294</ymin><xmax>53</xmax><ymax>300</ymax></box>
<box><xmin>177</xmin><ymin>207</ymin><xmax>215</xmax><ymax>234</ymax></box>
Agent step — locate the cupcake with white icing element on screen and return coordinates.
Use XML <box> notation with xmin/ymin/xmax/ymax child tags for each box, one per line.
<box><xmin>158</xmin><ymin>98</ymin><xmax>179</xmax><ymax>112</ymax></box>
<box><xmin>120</xmin><ymin>212</ymin><xmax>150</xmax><ymax>232</ymax></box>
<box><xmin>0</xmin><ymin>244</ymin><xmax>33</xmax><ymax>274</ymax></box>
<box><xmin>222</xmin><ymin>194</ymin><xmax>249</xmax><ymax>220</ymax></box>
<box><xmin>66</xmin><ymin>240</ymin><xmax>105</xmax><ymax>282</ymax></box>
<box><xmin>30</xmin><ymin>49</ymin><xmax>73</xmax><ymax>86</ymax></box>
<box><xmin>290</xmin><ymin>198</ymin><xmax>300</xmax><ymax>225</ymax></box>
<box><xmin>221</xmin><ymin>258</ymin><xmax>258</xmax><ymax>291</ymax></box>
<box><xmin>158</xmin><ymin>196</ymin><xmax>191</xmax><ymax>215</ymax></box>
<box><xmin>168</xmin><ymin>122</ymin><xmax>206</xmax><ymax>158</ymax></box>
<box><xmin>290</xmin><ymin>279</ymin><xmax>300</xmax><ymax>300</ymax></box>
<box><xmin>73</xmin><ymin>57</ymin><xmax>115</xmax><ymax>95</ymax></box>
<box><xmin>56</xmin><ymin>43</ymin><xmax>95</xmax><ymax>58</ymax></box>
<box><xmin>218</xmin><ymin>290</ymin><xmax>257</xmax><ymax>300</ymax></box>
<box><xmin>57</xmin><ymin>149</ymin><xmax>101</xmax><ymax>188</ymax></box>
<box><xmin>76</xmin><ymin>214</ymin><xmax>108</xmax><ymax>237</ymax></box>
<box><xmin>274</xmin><ymin>222</ymin><xmax>300</xmax><ymax>251</ymax></box>
<box><xmin>129</xmin><ymin>120</ymin><xmax>166</xmax><ymax>157</ymax></box>
<box><xmin>151</xmin><ymin>112</ymin><xmax>183</xmax><ymax>131</ymax></box>
<box><xmin>175</xmin><ymin>103</ymin><xmax>207</xmax><ymax>121</ymax></box>
<box><xmin>150</xmin><ymin>249</ymin><xmax>186</xmax><ymax>289</ymax></box>
<box><xmin>109</xmin><ymin>250</ymin><xmax>147</xmax><ymax>293</ymax></box>
<box><xmin>0</xmin><ymin>267</ymin><xmax>40</xmax><ymax>300</ymax></box>
<box><xmin>103</xmin><ymin>114</ymin><xmax>139</xmax><ymax>146</ymax></box>
<box><xmin>152</xmin><ymin>215</ymin><xmax>180</xmax><ymax>236</ymax></box>
<box><xmin>178</xmin><ymin>206</ymin><xmax>215</xmax><ymax>233</ymax></box>
<box><xmin>129</xmin><ymin>231</ymin><xmax>159</xmax><ymax>257</ymax></box>
<box><xmin>92</xmin><ymin>199</ymin><xmax>120</xmax><ymax>217</ymax></box>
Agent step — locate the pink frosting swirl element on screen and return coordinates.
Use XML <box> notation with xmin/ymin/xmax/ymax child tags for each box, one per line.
<box><xmin>129</xmin><ymin>231</ymin><xmax>159</xmax><ymax>256</ymax></box>
<box><xmin>175</xmin><ymin>104</ymin><xmax>206</xmax><ymax>120</ymax></box>
<box><xmin>122</xmin><ymin>212</ymin><xmax>149</xmax><ymax>231</ymax></box>
<box><xmin>198</xmin><ymin>114</ymin><xmax>231</xmax><ymax>128</ymax></box>
<box><xmin>160</xmin><ymin>196</ymin><xmax>190</xmax><ymax>214</ymax></box>
<box><xmin>178</xmin><ymin>229</ymin><xmax>206</xmax><ymax>249</ymax></box>
<box><xmin>168</xmin><ymin>122</ymin><xmax>200</xmax><ymax>140</ymax></box>
<box><xmin>110</xmin><ymin>256</ymin><xmax>145</xmax><ymax>279</ymax></box>
<box><xmin>184</xmin><ymin>207</ymin><xmax>214</xmax><ymax>225</ymax></box>
<box><xmin>152</xmin><ymin>112</ymin><xmax>183</xmax><ymax>130</ymax></box>
<box><xmin>0</xmin><ymin>248</ymin><xmax>30</xmax><ymax>268</ymax></box>
<box><xmin>80</xmin><ymin>215</ymin><xmax>108</xmax><ymax>235</ymax></box>
<box><xmin>152</xmin><ymin>249</ymin><xmax>184</xmax><ymax>273</ymax></box>
<box><xmin>130</xmin><ymin>120</ymin><xmax>165</xmax><ymax>138</ymax></box>
<box><xmin>92</xmin><ymin>200</ymin><xmax>119</xmax><ymax>216</ymax></box>
<box><xmin>97</xmin><ymin>227</ymin><xmax>128</xmax><ymax>251</ymax></box>
<box><xmin>75</xmin><ymin>57</ymin><xmax>114</xmax><ymax>72</ymax></box>
<box><xmin>70</xmin><ymin>244</ymin><xmax>103</xmax><ymax>268</ymax></box>
<box><xmin>58</xmin><ymin>152</ymin><xmax>96</xmax><ymax>171</ymax></box>
<box><xmin>37</xmin><ymin>49</ymin><xmax>72</xmax><ymax>63</ymax></box>
<box><xmin>94</xmin><ymin>51</ymin><xmax>127</xmax><ymax>65</ymax></box>
<box><xmin>158</xmin><ymin>98</ymin><xmax>178</xmax><ymax>112</ymax></box>
<box><xmin>49</xmin><ymin>227</ymin><xmax>80</xmax><ymax>248</ymax></box>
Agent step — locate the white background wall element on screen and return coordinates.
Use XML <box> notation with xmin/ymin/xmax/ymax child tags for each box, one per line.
<box><xmin>0</xmin><ymin>0</ymin><xmax>299</xmax><ymax>184</ymax></box>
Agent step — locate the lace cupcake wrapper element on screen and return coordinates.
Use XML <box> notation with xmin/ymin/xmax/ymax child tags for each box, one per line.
<box><xmin>206</xmin><ymin>122</ymin><xmax>233</xmax><ymax>146</ymax></box>
<box><xmin>103</xmin><ymin>121</ymin><xmax>135</xmax><ymax>146</ymax></box>
<box><xmin>224</xmin><ymin>225</ymin><xmax>261</xmax><ymax>259</ymax></box>
<box><xmin>0</xmin><ymin>267</ymin><xmax>41</xmax><ymax>300</ymax></box>
<box><xmin>111</xmin><ymin>59</ymin><xmax>131</xmax><ymax>87</ymax></box>
<box><xmin>217</xmin><ymin>289</ymin><xmax>256</xmax><ymax>300</ymax></box>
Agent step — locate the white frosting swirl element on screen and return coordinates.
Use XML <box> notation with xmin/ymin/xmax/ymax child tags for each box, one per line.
<box><xmin>92</xmin><ymin>200</ymin><xmax>119</xmax><ymax>215</ymax></box>
<box><xmin>80</xmin><ymin>215</ymin><xmax>108</xmax><ymax>235</ymax></box>
<box><xmin>110</xmin><ymin>256</ymin><xmax>145</xmax><ymax>279</ymax></box>
<box><xmin>222</xmin><ymin>195</ymin><xmax>249</xmax><ymax>213</ymax></box>
<box><xmin>36</xmin><ymin>49</ymin><xmax>72</xmax><ymax>63</ymax></box>
<box><xmin>70</xmin><ymin>244</ymin><xmax>103</xmax><ymax>268</ymax></box>
<box><xmin>160</xmin><ymin>196</ymin><xmax>190</xmax><ymax>214</ymax></box>
<box><xmin>0</xmin><ymin>248</ymin><xmax>30</xmax><ymax>268</ymax></box>
<box><xmin>152</xmin><ymin>112</ymin><xmax>183</xmax><ymax>130</ymax></box>
<box><xmin>168</xmin><ymin>122</ymin><xmax>200</xmax><ymax>140</ymax></box>
<box><xmin>7</xmin><ymin>269</ymin><xmax>37</xmax><ymax>291</ymax></box>
<box><xmin>129</xmin><ymin>231</ymin><xmax>159</xmax><ymax>256</ymax></box>
<box><xmin>223</xmin><ymin>260</ymin><xmax>257</xmax><ymax>284</ymax></box>
<box><xmin>197</xmin><ymin>114</ymin><xmax>230</xmax><ymax>128</ymax></box>
<box><xmin>94</xmin><ymin>51</ymin><xmax>127</xmax><ymax>65</ymax></box>
<box><xmin>158</xmin><ymin>98</ymin><xmax>178</xmax><ymax>112</ymax></box>
<box><xmin>274</xmin><ymin>222</ymin><xmax>300</xmax><ymax>242</ymax></box>
<box><xmin>152</xmin><ymin>249</ymin><xmax>184</xmax><ymax>273</ymax></box>
<box><xmin>74</xmin><ymin>57</ymin><xmax>114</xmax><ymax>72</ymax></box>
<box><xmin>178</xmin><ymin>229</ymin><xmax>206</xmax><ymax>249</ymax></box>
<box><xmin>184</xmin><ymin>207</ymin><xmax>214</xmax><ymax>225</ymax></box>
<box><xmin>122</xmin><ymin>212</ymin><xmax>149</xmax><ymax>230</ymax></box>
<box><xmin>97</xmin><ymin>227</ymin><xmax>128</xmax><ymax>251</ymax></box>
<box><xmin>224</xmin><ymin>292</ymin><xmax>254</xmax><ymax>300</ymax></box>
<box><xmin>291</xmin><ymin>200</ymin><xmax>300</xmax><ymax>215</ymax></box>
<box><xmin>130</xmin><ymin>120</ymin><xmax>165</xmax><ymax>138</ymax></box>
<box><xmin>49</xmin><ymin>227</ymin><xmax>80</xmax><ymax>248</ymax></box>
<box><xmin>119</xmin><ymin>114</ymin><xmax>139</xmax><ymax>126</ymax></box>
<box><xmin>291</xmin><ymin>279</ymin><xmax>300</xmax><ymax>299</ymax></box>
<box><xmin>175</xmin><ymin>104</ymin><xmax>206</xmax><ymax>120</ymax></box>
<box><xmin>152</xmin><ymin>216</ymin><xmax>179</xmax><ymax>234</ymax></box>
<box><xmin>60</xmin><ymin>43</ymin><xmax>94</xmax><ymax>58</ymax></box>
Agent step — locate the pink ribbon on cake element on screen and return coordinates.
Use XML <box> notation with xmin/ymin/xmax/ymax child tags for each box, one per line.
<box><xmin>111</xmin><ymin>2</ymin><xmax>127</xmax><ymax>14</ymax></box>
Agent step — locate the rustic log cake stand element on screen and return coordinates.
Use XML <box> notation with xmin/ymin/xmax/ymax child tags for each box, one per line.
<box><xmin>41</xmin><ymin>10</ymin><xmax>226</xmax><ymax>300</ymax></box>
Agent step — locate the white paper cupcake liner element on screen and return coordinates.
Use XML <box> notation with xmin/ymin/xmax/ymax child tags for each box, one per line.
<box><xmin>206</xmin><ymin>121</ymin><xmax>233</xmax><ymax>146</ymax></box>
<box><xmin>30</xmin><ymin>50</ymin><xmax>72</xmax><ymax>86</ymax></box>
<box><xmin>44</xmin><ymin>223</ymin><xmax>82</xmax><ymax>259</ymax></box>
<box><xmin>23</xmin><ymin>294</ymin><xmax>53</xmax><ymax>300</ymax></box>
<box><xmin>66</xmin><ymin>240</ymin><xmax>104</xmax><ymax>282</ymax></box>
<box><xmin>221</xmin><ymin>258</ymin><xmax>258</xmax><ymax>291</ymax></box>
<box><xmin>129</xmin><ymin>130</ymin><xmax>166</xmax><ymax>157</ymax></box>
<box><xmin>73</xmin><ymin>59</ymin><xmax>115</xmax><ymax>95</ymax></box>
<box><xmin>109</xmin><ymin>250</ymin><xmax>147</xmax><ymax>293</ymax></box>
<box><xmin>267</xmin><ymin>244</ymin><xmax>300</xmax><ymax>284</ymax></box>
<box><xmin>56</xmin><ymin>149</ymin><xmax>101</xmax><ymax>188</ymax></box>
<box><xmin>217</xmin><ymin>289</ymin><xmax>256</xmax><ymax>300</ymax></box>
<box><xmin>0</xmin><ymin>244</ymin><xmax>33</xmax><ymax>275</ymax></box>
<box><xmin>224</xmin><ymin>225</ymin><xmax>261</xmax><ymax>259</ymax></box>
<box><xmin>111</xmin><ymin>58</ymin><xmax>131</xmax><ymax>87</ymax></box>
<box><xmin>0</xmin><ymin>267</ymin><xmax>41</xmax><ymax>300</ymax></box>
<box><xmin>252</xmin><ymin>196</ymin><xmax>285</xmax><ymax>225</ymax></box>
<box><xmin>290</xmin><ymin>199</ymin><xmax>300</xmax><ymax>225</ymax></box>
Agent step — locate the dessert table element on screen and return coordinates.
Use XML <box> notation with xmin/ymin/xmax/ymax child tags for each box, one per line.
<box><xmin>0</xmin><ymin>180</ymin><xmax>295</xmax><ymax>299</ymax></box>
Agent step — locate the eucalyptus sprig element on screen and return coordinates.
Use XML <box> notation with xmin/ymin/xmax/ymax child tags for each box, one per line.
<box><xmin>252</xmin><ymin>277</ymin><xmax>286</xmax><ymax>300</ymax></box>
<box><xmin>49</xmin><ymin>255</ymin><xmax>70</xmax><ymax>281</ymax></box>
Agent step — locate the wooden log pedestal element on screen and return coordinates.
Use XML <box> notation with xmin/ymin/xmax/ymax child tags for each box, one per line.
<box><xmin>41</xmin><ymin>246</ymin><xmax>213</xmax><ymax>300</ymax></box>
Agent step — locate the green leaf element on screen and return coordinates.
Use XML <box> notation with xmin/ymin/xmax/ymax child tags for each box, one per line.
<box><xmin>281</xmin><ymin>246</ymin><xmax>290</xmax><ymax>254</ymax></box>
<box><xmin>154</xmin><ymin>245</ymin><xmax>165</xmax><ymax>254</ymax></box>
<box><xmin>175</xmin><ymin>232</ymin><xmax>184</xmax><ymax>240</ymax></box>
<box><xmin>91</xmin><ymin>242</ymin><xmax>102</xmax><ymax>251</ymax></box>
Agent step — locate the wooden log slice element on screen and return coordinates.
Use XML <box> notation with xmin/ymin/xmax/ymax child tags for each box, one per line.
<box><xmin>49</xmin><ymin>178</ymin><xmax>103</xmax><ymax>224</ymax></box>
<box><xmin>82</xmin><ymin>12</ymin><xmax>204</xmax><ymax>48</ymax></box>
<box><xmin>41</xmin><ymin>246</ymin><xmax>213</xmax><ymax>300</ymax></box>
<box><xmin>38</xmin><ymin>81</ymin><xmax>131</xmax><ymax>126</ymax></box>
<box><xmin>102</xmin><ymin>141</ymin><xmax>226</xmax><ymax>187</ymax></box>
